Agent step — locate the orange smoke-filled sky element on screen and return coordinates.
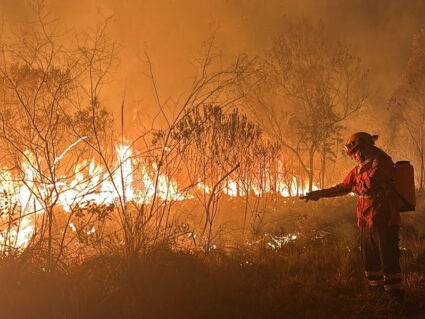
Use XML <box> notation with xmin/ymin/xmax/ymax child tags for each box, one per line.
<box><xmin>1</xmin><ymin>0</ymin><xmax>425</xmax><ymax>132</ymax></box>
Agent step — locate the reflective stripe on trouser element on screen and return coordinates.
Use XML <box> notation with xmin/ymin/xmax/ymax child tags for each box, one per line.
<box><xmin>362</xmin><ymin>225</ymin><xmax>401</xmax><ymax>290</ymax></box>
<box><xmin>384</xmin><ymin>272</ymin><xmax>402</xmax><ymax>291</ymax></box>
<box><xmin>364</xmin><ymin>270</ymin><xmax>384</xmax><ymax>286</ymax></box>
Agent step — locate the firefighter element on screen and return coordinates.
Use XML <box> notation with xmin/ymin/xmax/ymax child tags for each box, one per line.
<box><xmin>301</xmin><ymin>132</ymin><xmax>404</xmax><ymax>303</ymax></box>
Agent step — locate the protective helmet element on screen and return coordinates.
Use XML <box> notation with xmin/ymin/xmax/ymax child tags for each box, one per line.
<box><xmin>344</xmin><ymin>132</ymin><xmax>378</xmax><ymax>155</ymax></box>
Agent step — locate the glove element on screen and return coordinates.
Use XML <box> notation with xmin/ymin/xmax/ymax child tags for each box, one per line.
<box><xmin>300</xmin><ymin>190</ymin><xmax>322</xmax><ymax>202</ymax></box>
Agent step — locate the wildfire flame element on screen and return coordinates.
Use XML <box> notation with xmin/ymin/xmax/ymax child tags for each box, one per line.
<box><xmin>0</xmin><ymin>142</ymin><xmax>314</xmax><ymax>250</ymax></box>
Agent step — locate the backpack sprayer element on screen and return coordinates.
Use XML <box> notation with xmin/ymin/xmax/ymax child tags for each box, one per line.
<box><xmin>394</xmin><ymin>161</ymin><xmax>415</xmax><ymax>212</ymax></box>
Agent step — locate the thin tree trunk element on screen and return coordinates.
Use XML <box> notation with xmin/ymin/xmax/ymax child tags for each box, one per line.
<box><xmin>420</xmin><ymin>151</ymin><xmax>424</xmax><ymax>191</ymax></box>
<box><xmin>321</xmin><ymin>141</ymin><xmax>326</xmax><ymax>188</ymax></box>
<box><xmin>308</xmin><ymin>149</ymin><xmax>314</xmax><ymax>192</ymax></box>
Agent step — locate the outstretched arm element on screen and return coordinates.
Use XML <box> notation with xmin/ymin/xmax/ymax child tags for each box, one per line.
<box><xmin>300</xmin><ymin>184</ymin><xmax>351</xmax><ymax>202</ymax></box>
<box><xmin>300</xmin><ymin>168</ymin><xmax>356</xmax><ymax>202</ymax></box>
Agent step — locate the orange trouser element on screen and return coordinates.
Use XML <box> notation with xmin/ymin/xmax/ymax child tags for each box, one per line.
<box><xmin>362</xmin><ymin>225</ymin><xmax>402</xmax><ymax>291</ymax></box>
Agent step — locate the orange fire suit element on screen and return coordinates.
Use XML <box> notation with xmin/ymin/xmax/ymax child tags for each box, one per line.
<box><xmin>333</xmin><ymin>146</ymin><xmax>402</xmax><ymax>292</ymax></box>
<box><xmin>338</xmin><ymin>146</ymin><xmax>400</xmax><ymax>228</ymax></box>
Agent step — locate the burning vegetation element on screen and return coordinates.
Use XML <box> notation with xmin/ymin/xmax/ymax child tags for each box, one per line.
<box><xmin>0</xmin><ymin>2</ymin><xmax>424</xmax><ymax>319</ymax></box>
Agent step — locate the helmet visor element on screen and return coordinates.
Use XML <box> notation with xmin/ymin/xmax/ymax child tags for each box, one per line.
<box><xmin>344</xmin><ymin>141</ymin><xmax>358</xmax><ymax>154</ymax></box>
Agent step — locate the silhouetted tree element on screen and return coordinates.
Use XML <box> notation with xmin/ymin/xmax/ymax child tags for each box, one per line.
<box><xmin>249</xmin><ymin>21</ymin><xmax>368</xmax><ymax>191</ymax></box>
<box><xmin>0</xmin><ymin>3</ymin><xmax>115</xmax><ymax>264</ymax></box>
<box><xmin>390</xmin><ymin>28</ymin><xmax>425</xmax><ymax>190</ymax></box>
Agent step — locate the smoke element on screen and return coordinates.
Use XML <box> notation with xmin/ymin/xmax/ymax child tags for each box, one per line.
<box><xmin>1</xmin><ymin>0</ymin><xmax>425</xmax><ymax>133</ymax></box>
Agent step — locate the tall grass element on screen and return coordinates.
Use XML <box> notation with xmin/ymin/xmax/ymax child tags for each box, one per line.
<box><xmin>0</xmin><ymin>197</ymin><xmax>423</xmax><ymax>319</ymax></box>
